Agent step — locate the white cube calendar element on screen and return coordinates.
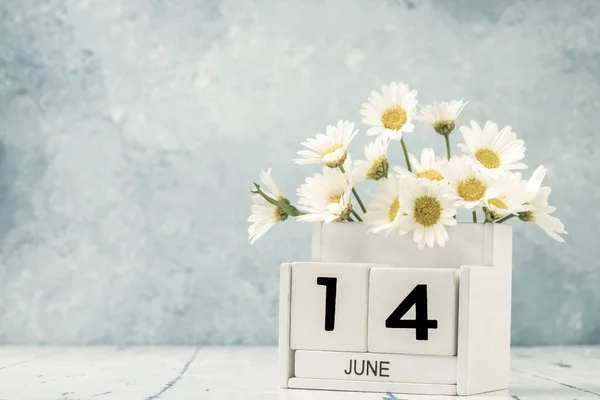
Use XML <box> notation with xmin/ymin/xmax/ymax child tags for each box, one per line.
<box><xmin>279</xmin><ymin>222</ymin><xmax>513</xmax><ymax>396</ymax></box>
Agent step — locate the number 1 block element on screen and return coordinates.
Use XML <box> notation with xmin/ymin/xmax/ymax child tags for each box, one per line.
<box><xmin>368</xmin><ymin>268</ymin><xmax>459</xmax><ymax>356</ymax></box>
<box><xmin>290</xmin><ymin>262</ymin><xmax>370</xmax><ymax>352</ymax></box>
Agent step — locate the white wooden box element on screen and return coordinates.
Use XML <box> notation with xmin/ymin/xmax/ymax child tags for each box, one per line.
<box><xmin>279</xmin><ymin>222</ymin><xmax>512</xmax><ymax>396</ymax></box>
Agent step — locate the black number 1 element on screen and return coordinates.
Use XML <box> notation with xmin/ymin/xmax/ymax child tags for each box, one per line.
<box><xmin>317</xmin><ymin>277</ymin><xmax>337</xmax><ymax>331</ymax></box>
<box><xmin>385</xmin><ymin>284</ymin><xmax>438</xmax><ymax>340</ymax></box>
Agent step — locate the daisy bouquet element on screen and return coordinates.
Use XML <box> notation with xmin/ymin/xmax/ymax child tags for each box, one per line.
<box><xmin>248</xmin><ymin>82</ymin><xmax>567</xmax><ymax>249</ymax></box>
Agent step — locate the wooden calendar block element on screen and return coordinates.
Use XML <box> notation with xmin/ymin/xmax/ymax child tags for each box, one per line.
<box><xmin>312</xmin><ymin>222</ymin><xmax>492</xmax><ymax>268</ymax></box>
<box><xmin>294</xmin><ymin>350</ymin><xmax>457</xmax><ymax>384</ymax></box>
<box><xmin>280</xmin><ymin>224</ymin><xmax>513</xmax><ymax>396</ymax></box>
<box><xmin>278</xmin><ymin>263</ymin><xmax>293</xmax><ymax>388</ymax></box>
<box><xmin>290</xmin><ymin>262</ymin><xmax>369</xmax><ymax>352</ymax></box>
<box><xmin>456</xmin><ymin>225</ymin><xmax>513</xmax><ymax>395</ymax></box>
<box><xmin>368</xmin><ymin>268</ymin><xmax>458</xmax><ymax>356</ymax></box>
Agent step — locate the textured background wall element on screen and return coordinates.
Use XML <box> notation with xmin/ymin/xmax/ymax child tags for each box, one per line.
<box><xmin>0</xmin><ymin>0</ymin><xmax>598</xmax><ymax>345</ymax></box>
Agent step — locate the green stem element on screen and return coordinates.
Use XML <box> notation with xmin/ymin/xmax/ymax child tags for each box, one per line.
<box><xmin>444</xmin><ymin>134</ymin><xmax>451</xmax><ymax>160</ymax></box>
<box><xmin>347</xmin><ymin>215</ymin><xmax>355</xmax><ymax>222</ymax></box>
<box><xmin>472</xmin><ymin>210</ymin><xmax>477</xmax><ymax>223</ymax></box>
<box><xmin>338</xmin><ymin>165</ymin><xmax>367</xmax><ymax>213</ymax></box>
<box><xmin>496</xmin><ymin>214</ymin><xmax>517</xmax><ymax>224</ymax></box>
<box><xmin>351</xmin><ymin>188</ymin><xmax>367</xmax><ymax>214</ymax></box>
<box><xmin>400</xmin><ymin>137</ymin><xmax>412</xmax><ymax>172</ymax></box>
<box><xmin>350</xmin><ymin>209</ymin><xmax>363</xmax><ymax>222</ymax></box>
<box><xmin>252</xmin><ymin>183</ymin><xmax>305</xmax><ymax>216</ymax></box>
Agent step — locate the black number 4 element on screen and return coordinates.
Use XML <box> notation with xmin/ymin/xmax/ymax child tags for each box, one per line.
<box><xmin>385</xmin><ymin>284</ymin><xmax>438</xmax><ymax>340</ymax></box>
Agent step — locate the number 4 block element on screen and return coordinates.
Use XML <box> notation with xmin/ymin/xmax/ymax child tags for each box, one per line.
<box><xmin>368</xmin><ymin>268</ymin><xmax>459</xmax><ymax>356</ymax></box>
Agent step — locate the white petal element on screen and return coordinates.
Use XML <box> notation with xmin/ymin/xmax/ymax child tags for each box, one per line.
<box><xmin>402</xmin><ymin>122</ymin><xmax>415</xmax><ymax>133</ymax></box>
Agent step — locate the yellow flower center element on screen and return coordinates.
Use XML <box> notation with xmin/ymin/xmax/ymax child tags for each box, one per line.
<box><xmin>274</xmin><ymin>197</ymin><xmax>290</xmax><ymax>222</ymax></box>
<box><xmin>416</xmin><ymin>169</ymin><xmax>444</xmax><ymax>181</ymax></box>
<box><xmin>328</xmin><ymin>194</ymin><xmax>352</xmax><ymax>221</ymax></box>
<box><xmin>329</xmin><ymin>195</ymin><xmax>341</xmax><ymax>204</ymax></box>
<box><xmin>381</xmin><ymin>106</ymin><xmax>407</xmax><ymax>131</ymax></box>
<box><xmin>273</xmin><ymin>206</ymin><xmax>287</xmax><ymax>222</ymax></box>
<box><xmin>322</xmin><ymin>145</ymin><xmax>347</xmax><ymax>168</ymax></box>
<box><xmin>413</xmin><ymin>195</ymin><xmax>442</xmax><ymax>227</ymax></box>
<box><xmin>488</xmin><ymin>198</ymin><xmax>508</xmax><ymax>210</ymax></box>
<box><xmin>488</xmin><ymin>198</ymin><xmax>508</xmax><ymax>220</ymax></box>
<box><xmin>519</xmin><ymin>210</ymin><xmax>536</xmax><ymax>223</ymax></box>
<box><xmin>323</xmin><ymin>145</ymin><xmax>342</xmax><ymax>157</ymax></box>
<box><xmin>475</xmin><ymin>148</ymin><xmax>501</xmax><ymax>169</ymax></box>
<box><xmin>457</xmin><ymin>178</ymin><xmax>487</xmax><ymax>202</ymax></box>
<box><xmin>388</xmin><ymin>197</ymin><xmax>400</xmax><ymax>222</ymax></box>
<box><xmin>433</xmin><ymin>120</ymin><xmax>455</xmax><ymax>136</ymax></box>
<box><xmin>366</xmin><ymin>156</ymin><xmax>389</xmax><ymax>181</ymax></box>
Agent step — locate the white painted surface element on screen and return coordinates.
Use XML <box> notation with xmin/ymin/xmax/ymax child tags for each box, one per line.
<box><xmin>368</xmin><ymin>268</ymin><xmax>459</xmax><ymax>356</ymax></box>
<box><xmin>312</xmin><ymin>223</ymin><xmax>493</xmax><ymax>268</ymax></box>
<box><xmin>279</xmin><ymin>263</ymin><xmax>293</xmax><ymax>388</ymax></box>
<box><xmin>290</xmin><ymin>262</ymin><xmax>369</xmax><ymax>352</ymax></box>
<box><xmin>294</xmin><ymin>350</ymin><xmax>457</xmax><ymax>384</ymax></box>
<box><xmin>288</xmin><ymin>378</ymin><xmax>457</xmax><ymax>396</ymax></box>
<box><xmin>0</xmin><ymin>346</ymin><xmax>199</xmax><ymax>399</ymax></box>
<box><xmin>0</xmin><ymin>346</ymin><xmax>599</xmax><ymax>399</ymax></box>
<box><xmin>457</xmin><ymin>225</ymin><xmax>512</xmax><ymax>395</ymax></box>
<box><xmin>511</xmin><ymin>346</ymin><xmax>600</xmax><ymax>395</ymax></box>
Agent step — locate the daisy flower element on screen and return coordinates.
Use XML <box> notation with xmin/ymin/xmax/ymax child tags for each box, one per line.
<box><xmin>442</xmin><ymin>155</ymin><xmax>502</xmax><ymax>209</ymax></box>
<box><xmin>248</xmin><ymin>169</ymin><xmax>289</xmax><ymax>244</ymax></box>
<box><xmin>458</xmin><ymin>120</ymin><xmax>527</xmax><ymax>177</ymax></box>
<box><xmin>296</xmin><ymin>164</ymin><xmax>353</xmax><ymax>223</ymax></box>
<box><xmin>294</xmin><ymin>120</ymin><xmax>358</xmax><ymax>168</ymax></box>
<box><xmin>360</xmin><ymin>82</ymin><xmax>418</xmax><ymax>141</ymax></box>
<box><xmin>519</xmin><ymin>166</ymin><xmax>567</xmax><ymax>242</ymax></box>
<box><xmin>352</xmin><ymin>137</ymin><xmax>390</xmax><ymax>182</ymax></box>
<box><xmin>417</xmin><ymin>99</ymin><xmax>468</xmax><ymax>136</ymax></box>
<box><xmin>394</xmin><ymin>148</ymin><xmax>445</xmax><ymax>181</ymax></box>
<box><xmin>485</xmin><ymin>173</ymin><xmax>532</xmax><ymax>220</ymax></box>
<box><xmin>397</xmin><ymin>178</ymin><xmax>457</xmax><ymax>249</ymax></box>
<box><xmin>364</xmin><ymin>176</ymin><xmax>403</xmax><ymax>234</ymax></box>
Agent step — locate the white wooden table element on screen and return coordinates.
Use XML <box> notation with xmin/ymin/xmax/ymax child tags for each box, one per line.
<box><xmin>0</xmin><ymin>346</ymin><xmax>598</xmax><ymax>399</ymax></box>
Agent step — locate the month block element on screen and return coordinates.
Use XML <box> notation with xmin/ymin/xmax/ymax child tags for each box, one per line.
<box><xmin>368</xmin><ymin>268</ymin><xmax>458</xmax><ymax>355</ymax></box>
<box><xmin>294</xmin><ymin>350</ymin><xmax>457</xmax><ymax>384</ymax></box>
<box><xmin>290</xmin><ymin>262</ymin><xmax>369</xmax><ymax>352</ymax></box>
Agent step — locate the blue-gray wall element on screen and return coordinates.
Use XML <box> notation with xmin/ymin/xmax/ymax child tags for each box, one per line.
<box><xmin>0</xmin><ymin>0</ymin><xmax>598</xmax><ymax>345</ymax></box>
